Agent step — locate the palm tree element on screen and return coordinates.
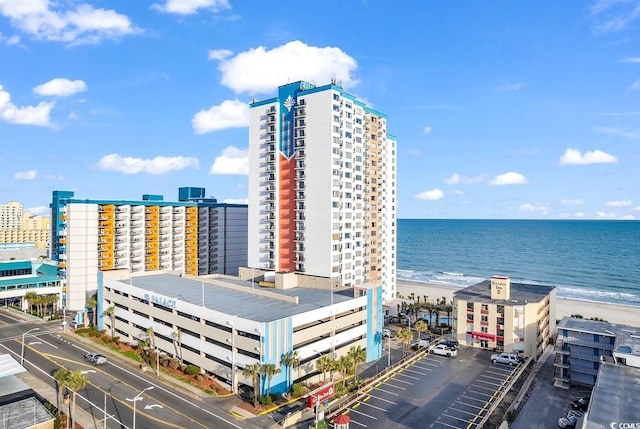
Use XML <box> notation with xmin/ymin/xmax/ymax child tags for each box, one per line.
<box><xmin>414</xmin><ymin>320</ymin><xmax>428</xmax><ymax>341</ymax></box>
<box><xmin>328</xmin><ymin>358</ymin><xmax>340</xmax><ymax>381</ymax></box>
<box><xmin>397</xmin><ymin>328</ymin><xmax>413</xmax><ymax>357</ymax></box>
<box><xmin>424</xmin><ymin>302</ymin><xmax>436</xmax><ymax>328</ymax></box>
<box><xmin>347</xmin><ymin>346</ymin><xmax>367</xmax><ymax>385</ymax></box>
<box><xmin>281</xmin><ymin>350</ymin><xmax>300</xmax><ymax>393</ymax></box>
<box><xmin>338</xmin><ymin>355</ymin><xmax>352</xmax><ymax>386</ymax></box>
<box><xmin>262</xmin><ymin>363</ymin><xmax>281</xmax><ymax>397</ymax></box>
<box><xmin>146</xmin><ymin>326</ymin><xmax>155</xmax><ymax>349</ymax></box>
<box><xmin>445</xmin><ymin>301</ymin><xmax>453</xmax><ymax>328</ymax></box>
<box><xmin>171</xmin><ymin>328</ymin><xmax>183</xmax><ymax>363</ymax></box>
<box><xmin>104</xmin><ymin>306</ymin><xmax>116</xmax><ymax>338</ymax></box>
<box><xmin>241</xmin><ymin>363</ymin><xmax>264</xmax><ymax>407</ymax></box>
<box><xmin>53</xmin><ymin>368</ymin><xmax>70</xmax><ymax>412</ymax></box>
<box><xmin>63</xmin><ymin>370</ymin><xmax>88</xmax><ymax>429</ymax></box>
<box><xmin>86</xmin><ymin>295</ymin><xmax>97</xmax><ymax>327</ymax></box>
<box><xmin>316</xmin><ymin>355</ymin><xmax>332</xmax><ymax>383</ymax></box>
<box><xmin>24</xmin><ymin>291</ymin><xmax>38</xmax><ymax>315</ymax></box>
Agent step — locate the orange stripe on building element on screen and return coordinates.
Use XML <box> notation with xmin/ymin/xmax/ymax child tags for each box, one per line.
<box><xmin>278</xmin><ymin>154</ymin><xmax>297</xmax><ymax>272</ymax></box>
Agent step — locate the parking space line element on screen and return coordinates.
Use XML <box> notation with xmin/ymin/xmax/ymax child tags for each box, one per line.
<box><xmin>357</xmin><ymin>400</ymin><xmax>388</xmax><ymax>412</ymax></box>
<box><xmin>441</xmin><ymin>412</ymin><xmax>473</xmax><ymax>424</ymax></box>
<box><xmin>448</xmin><ymin>406</ymin><xmax>480</xmax><ymax>417</ymax></box>
<box><xmin>389</xmin><ymin>376</ymin><xmax>415</xmax><ymax>385</ymax></box>
<box><xmin>459</xmin><ymin>395</ymin><xmax>488</xmax><ymax>406</ymax></box>
<box><xmin>469</xmin><ymin>384</ymin><xmax>496</xmax><ymax>392</ymax></box>
<box><xmin>344</xmin><ymin>417</ymin><xmax>367</xmax><ymax>427</ymax></box>
<box><xmin>454</xmin><ymin>400</ymin><xmax>485</xmax><ymax>411</ymax></box>
<box><xmin>474</xmin><ymin>378</ymin><xmax>503</xmax><ymax>387</ymax></box>
<box><xmin>347</xmin><ymin>407</ymin><xmax>378</xmax><ymax>420</ymax></box>
<box><xmin>377</xmin><ymin>383</ymin><xmax>406</xmax><ymax>391</ymax></box>
<box><xmin>403</xmin><ymin>367</ymin><xmax>431</xmax><ymax>375</ymax></box>
<box><xmin>435</xmin><ymin>420</ymin><xmax>465</xmax><ymax>429</ymax></box>
<box><xmin>395</xmin><ymin>372</ymin><xmax>420</xmax><ymax>381</ymax></box>
<box><xmin>366</xmin><ymin>393</ymin><xmax>397</xmax><ymax>405</ymax></box>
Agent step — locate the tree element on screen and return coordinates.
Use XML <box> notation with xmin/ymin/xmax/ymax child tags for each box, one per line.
<box><xmin>86</xmin><ymin>295</ymin><xmax>97</xmax><ymax>327</ymax></box>
<box><xmin>347</xmin><ymin>346</ymin><xmax>367</xmax><ymax>385</ymax></box>
<box><xmin>104</xmin><ymin>306</ymin><xmax>116</xmax><ymax>338</ymax></box>
<box><xmin>338</xmin><ymin>355</ymin><xmax>352</xmax><ymax>386</ymax></box>
<box><xmin>444</xmin><ymin>301</ymin><xmax>453</xmax><ymax>328</ymax></box>
<box><xmin>397</xmin><ymin>328</ymin><xmax>413</xmax><ymax>357</ymax></box>
<box><xmin>316</xmin><ymin>355</ymin><xmax>332</xmax><ymax>383</ymax></box>
<box><xmin>262</xmin><ymin>363</ymin><xmax>281</xmax><ymax>397</ymax></box>
<box><xmin>60</xmin><ymin>370</ymin><xmax>88</xmax><ymax>429</ymax></box>
<box><xmin>281</xmin><ymin>350</ymin><xmax>300</xmax><ymax>393</ymax></box>
<box><xmin>53</xmin><ymin>368</ymin><xmax>70</xmax><ymax>412</ymax></box>
<box><xmin>328</xmin><ymin>358</ymin><xmax>340</xmax><ymax>382</ymax></box>
<box><xmin>171</xmin><ymin>328</ymin><xmax>183</xmax><ymax>363</ymax></box>
<box><xmin>414</xmin><ymin>320</ymin><xmax>428</xmax><ymax>341</ymax></box>
<box><xmin>24</xmin><ymin>291</ymin><xmax>38</xmax><ymax>315</ymax></box>
<box><xmin>146</xmin><ymin>326</ymin><xmax>155</xmax><ymax>349</ymax></box>
<box><xmin>241</xmin><ymin>363</ymin><xmax>263</xmax><ymax>407</ymax></box>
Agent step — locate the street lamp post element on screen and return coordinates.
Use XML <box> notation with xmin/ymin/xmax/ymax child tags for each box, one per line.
<box><xmin>126</xmin><ymin>386</ymin><xmax>154</xmax><ymax>429</ymax></box>
<box><xmin>21</xmin><ymin>327</ymin><xmax>40</xmax><ymax>366</ymax></box>
<box><xmin>387</xmin><ymin>333</ymin><xmax>391</xmax><ymax>367</ymax></box>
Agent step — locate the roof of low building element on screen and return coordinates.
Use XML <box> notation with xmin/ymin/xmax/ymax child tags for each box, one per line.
<box><xmin>121</xmin><ymin>273</ymin><xmax>357</xmax><ymax>322</ymax></box>
<box><xmin>584</xmin><ymin>363</ymin><xmax>640</xmax><ymax>428</ymax></box>
<box><xmin>453</xmin><ymin>279</ymin><xmax>554</xmax><ymax>305</ymax></box>
<box><xmin>0</xmin><ymin>397</ymin><xmax>54</xmax><ymax>429</ymax></box>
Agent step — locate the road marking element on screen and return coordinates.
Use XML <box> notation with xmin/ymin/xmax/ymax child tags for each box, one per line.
<box><xmin>387</xmin><ymin>377</ymin><xmax>414</xmax><ymax>385</ymax></box>
<box><xmin>395</xmin><ymin>372</ymin><xmax>420</xmax><ymax>381</ymax></box>
<box><xmin>365</xmin><ymin>393</ymin><xmax>397</xmax><ymax>405</ymax></box>
<box><xmin>441</xmin><ymin>412</ymin><xmax>473</xmax><ymax>424</ymax></box>
<box><xmin>374</xmin><ymin>385</ymin><xmax>403</xmax><ymax>393</ymax></box>
<box><xmin>403</xmin><ymin>367</ymin><xmax>430</xmax><ymax>376</ymax></box>
<box><xmin>469</xmin><ymin>384</ymin><xmax>496</xmax><ymax>392</ymax></box>
<box><xmin>449</xmin><ymin>406</ymin><xmax>480</xmax><ymax>417</ymax></box>
<box><xmin>474</xmin><ymin>378</ymin><xmax>503</xmax><ymax>387</ymax></box>
<box><xmin>357</xmin><ymin>400</ymin><xmax>388</xmax><ymax>412</ymax></box>
<box><xmin>32</xmin><ymin>335</ymin><xmax>58</xmax><ymax>349</ymax></box>
<box><xmin>435</xmin><ymin>420</ymin><xmax>465</xmax><ymax>428</ymax></box>
<box><xmin>346</xmin><ymin>407</ymin><xmax>377</xmax><ymax>420</ymax></box>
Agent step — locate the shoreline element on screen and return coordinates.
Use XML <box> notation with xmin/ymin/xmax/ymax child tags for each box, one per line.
<box><xmin>395</xmin><ymin>279</ymin><xmax>640</xmax><ymax>327</ymax></box>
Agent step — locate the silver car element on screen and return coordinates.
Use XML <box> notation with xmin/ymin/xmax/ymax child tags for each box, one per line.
<box><xmin>490</xmin><ymin>352</ymin><xmax>520</xmax><ymax>366</ymax></box>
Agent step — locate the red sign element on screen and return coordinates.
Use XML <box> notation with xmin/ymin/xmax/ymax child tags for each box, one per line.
<box><xmin>307</xmin><ymin>382</ymin><xmax>335</xmax><ymax>408</ymax></box>
<box><xmin>472</xmin><ymin>332</ymin><xmax>495</xmax><ymax>341</ymax></box>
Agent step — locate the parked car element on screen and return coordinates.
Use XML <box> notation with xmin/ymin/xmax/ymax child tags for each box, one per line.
<box><xmin>558</xmin><ymin>410</ymin><xmax>582</xmax><ymax>428</ymax></box>
<box><xmin>84</xmin><ymin>352</ymin><xmax>107</xmax><ymax>365</ymax></box>
<box><xmin>491</xmin><ymin>352</ymin><xmax>521</xmax><ymax>366</ymax></box>
<box><xmin>428</xmin><ymin>344</ymin><xmax>457</xmax><ymax>357</ymax></box>
<box><xmin>570</xmin><ymin>397</ymin><xmax>590</xmax><ymax>411</ymax></box>
<box><xmin>438</xmin><ymin>339</ymin><xmax>459</xmax><ymax>349</ymax></box>
<box><xmin>382</xmin><ymin>329</ymin><xmax>392</xmax><ymax>338</ymax></box>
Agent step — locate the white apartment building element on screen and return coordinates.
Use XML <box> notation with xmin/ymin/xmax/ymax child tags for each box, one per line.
<box><xmin>50</xmin><ymin>188</ymin><xmax>247</xmax><ymax>311</ymax></box>
<box><xmin>0</xmin><ymin>201</ymin><xmax>23</xmax><ymax>230</ymax></box>
<box><xmin>248</xmin><ymin>81</ymin><xmax>397</xmax><ymax>301</ymax></box>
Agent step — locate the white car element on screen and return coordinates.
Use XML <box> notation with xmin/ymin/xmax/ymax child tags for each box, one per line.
<box><xmin>428</xmin><ymin>344</ymin><xmax>457</xmax><ymax>357</ymax></box>
<box><xmin>382</xmin><ymin>329</ymin><xmax>392</xmax><ymax>338</ymax></box>
<box><xmin>491</xmin><ymin>352</ymin><xmax>520</xmax><ymax>366</ymax></box>
<box><xmin>84</xmin><ymin>352</ymin><xmax>107</xmax><ymax>365</ymax></box>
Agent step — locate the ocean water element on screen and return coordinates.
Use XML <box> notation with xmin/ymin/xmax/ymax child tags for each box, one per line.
<box><xmin>397</xmin><ymin>219</ymin><xmax>640</xmax><ymax>307</ymax></box>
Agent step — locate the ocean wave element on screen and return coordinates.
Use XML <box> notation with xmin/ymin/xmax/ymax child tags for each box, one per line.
<box><xmin>442</xmin><ymin>272</ymin><xmax>464</xmax><ymax>277</ymax></box>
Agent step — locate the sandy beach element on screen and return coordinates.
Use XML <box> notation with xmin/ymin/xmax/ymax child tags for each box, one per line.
<box><xmin>396</xmin><ymin>280</ymin><xmax>640</xmax><ymax>327</ymax></box>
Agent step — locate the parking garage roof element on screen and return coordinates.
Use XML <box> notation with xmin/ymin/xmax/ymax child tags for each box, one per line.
<box><xmin>122</xmin><ymin>273</ymin><xmax>357</xmax><ymax>322</ymax></box>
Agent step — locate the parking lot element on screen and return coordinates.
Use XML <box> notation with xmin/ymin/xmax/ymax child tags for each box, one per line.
<box><xmin>339</xmin><ymin>345</ymin><xmax>522</xmax><ymax>428</ymax></box>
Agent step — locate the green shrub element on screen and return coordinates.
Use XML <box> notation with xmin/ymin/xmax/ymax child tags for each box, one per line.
<box><xmin>258</xmin><ymin>395</ymin><xmax>273</xmax><ymax>406</ymax></box>
<box><xmin>291</xmin><ymin>383</ymin><xmax>303</xmax><ymax>398</ymax></box>
<box><xmin>506</xmin><ymin>410</ymin><xmax>518</xmax><ymax>424</ymax></box>
<box><xmin>185</xmin><ymin>365</ymin><xmax>200</xmax><ymax>376</ymax></box>
<box><xmin>112</xmin><ymin>336</ymin><xmax>120</xmax><ymax>343</ymax></box>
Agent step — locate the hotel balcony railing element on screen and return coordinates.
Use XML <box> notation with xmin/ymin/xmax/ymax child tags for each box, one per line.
<box><xmin>570</xmin><ymin>365</ymin><xmax>599</xmax><ymax>376</ymax></box>
<box><xmin>570</xmin><ymin>352</ymin><xmax>603</xmax><ymax>363</ymax></box>
<box><xmin>562</xmin><ymin>337</ymin><xmax>614</xmax><ymax>350</ymax></box>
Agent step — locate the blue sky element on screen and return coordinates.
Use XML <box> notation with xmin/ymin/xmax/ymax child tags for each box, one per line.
<box><xmin>1</xmin><ymin>0</ymin><xmax>639</xmax><ymax>220</ymax></box>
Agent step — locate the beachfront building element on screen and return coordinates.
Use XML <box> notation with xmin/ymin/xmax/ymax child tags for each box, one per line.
<box><xmin>50</xmin><ymin>188</ymin><xmax>247</xmax><ymax>311</ymax></box>
<box><xmin>100</xmin><ymin>270</ymin><xmax>383</xmax><ymax>395</ymax></box>
<box><xmin>0</xmin><ymin>260</ymin><xmax>62</xmax><ymax>312</ymax></box>
<box><xmin>0</xmin><ymin>201</ymin><xmax>50</xmax><ymax>248</ymax></box>
<box><xmin>553</xmin><ymin>317</ymin><xmax>640</xmax><ymax>426</ymax></box>
<box><xmin>247</xmin><ymin>80</ymin><xmax>398</xmax><ymax>302</ymax></box>
<box><xmin>553</xmin><ymin>317</ymin><xmax>640</xmax><ymax>387</ymax></box>
<box><xmin>452</xmin><ymin>276</ymin><xmax>556</xmax><ymax>358</ymax></box>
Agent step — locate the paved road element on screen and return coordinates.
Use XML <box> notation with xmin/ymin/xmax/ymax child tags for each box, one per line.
<box><xmin>0</xmin><ymin>310</ymin><xmax>258</xmax><ymax>429</ymax></box>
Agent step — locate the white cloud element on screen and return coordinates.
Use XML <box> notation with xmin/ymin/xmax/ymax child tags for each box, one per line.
<box><xmin>0</xmin><ymin>84</ymin><xmax>54</xmax><ymax>126</ymax></box>
<box><xmin>591</xmin><ymin>0</ymin><xmax>640</xmax><ymax>33</ymax></box>
<box><xmin>559</xmin><ymin>148</ymin><xmax>618</xmax><ymax>165</ymax></box>
<box><xmin>223</xmin><ymin>198</ymin><xmax>248</xmax><ymax>205</ymax></box>
<box><xmin>212</xmin><ymin>40</ymin><xmax>359</xmax><ymax>94</ymax></box>
<box><xmin>25</xmin><ymin>206</ymin><xmax>48</xmax><ymax>215</ymax></box>
<box><xmin>630</xmin><ymin>80</ymin><xmax>640</xmax><ymax>90</ymax></box>
<box><xmin>560</xmin><ymin>199</ymin><xmax>585</xmax><ymax>206</ymax></box>
<box><xmin>13</xmin><ymin>170</ymin><xmax>37</xmax><ymax>180</ymax></box>
<box><xmin>0</xmin><ymin>0</ymin><xmax>138</xmax><ymax>44</ymax></box>
<box><xmin>594</xmin><ymin>127</ymin><xmax>640</xmax><ymax>138</ymax></box>
<box><xmin>68</xmin><ymin>112</ymin><xmax>79</xmax><ymax>120</ymax></box>
<box><xmin>444</xmin><ymin>173</ymin><xmax>487</xmax><ymax>185</ymax></box>
<box><xmin>517</xmin><ymin>202</ymin><xmax>550</xmax><ymax>214</ymax></box>
<box><xmin>596</xmin><ymin>211</ymin><xmax>618</xmax><ymax>219</ymax></box>
<box><xmin>619</xmin><ymin>214</ymin><xmax>636</xmax><ymax>220</ymax></box>
<box><xmin>407</xmin><ymin>149</ymin><xmax>422</xmax><ymax>157</ymax></box>
<box><xmin>44</xmin><ymin>174</ymin><xmax>65</xmax><ymax>180</ymax></box>
<box><xmin>414</xmin><ymin>188</ymin><xmax>445</xmax><ymax>201</ymax></box>
<box><xmin>423</xmin><ymin>126</ymin><xmax>432</xmax><ymax>135</ymax></box>
<box><xmin>4</xmin><ymin>34</ymin><xmax>20</xmax><ymax>45</ymax></box>
<box><xmin>605</xmin><ymin>200</ymin><xmax>632</xmax><ymax>207</ymax></box>
<box><xmin>152</xmin><ymin>0</ymin><xmax>230</xmax><ymax>15</ymax></box>
<box><xmin>634</xmin><ymin>206</ymin><xmax>640</xmax><ymax>211</ymax></box>
<box><xmin>452</xmin><ymin>190</ymin><xmax>465</xmax><ymax>196</ymax></box>
<box><xmin>192</xmin><ymin>99</ymin><xmax>248</xmax><ymax>134</ymax></box>
<box><xmin>207</xmin><ymin>49</ymin><xmax>233</xmax><ymax>60</ymax></box>
<box><xmin>96</xmin><ymin>154</ymin><xmax>199</xmax><ymax>174</ymax></box>
<box><xmin>621</xmin><ymin>56</ymin><xmax>640</xmax><ymax>63</ymax></box>
<box><xmin>209</xmin><ymin>146</ymin><xmax>248</xmax><ymax>175</ymax></box>
<box><xmin>497</xmin><ymin>83</ymin><xmax>523</xmax><ymax>91</ymax></box>
<box><xmin>33</xmin><ymin>78</ymin><xmax>87</xmax><ymax>97</ymax></box>
<box><xmin>489</xmin><ymin>172</ymin><xmax>528</xmax><ymax>186</ymax></box>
